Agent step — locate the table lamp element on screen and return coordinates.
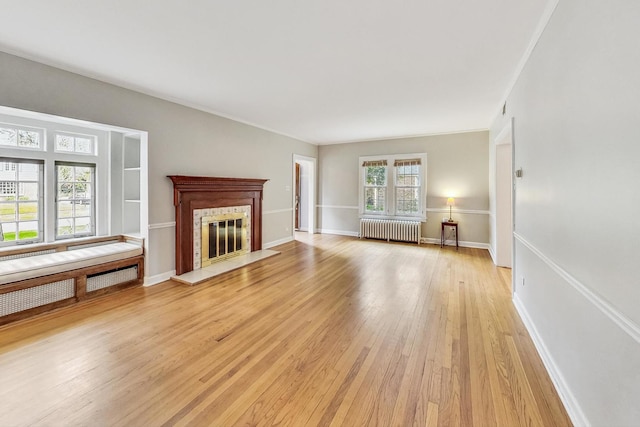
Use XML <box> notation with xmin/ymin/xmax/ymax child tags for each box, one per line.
<box><xmin>446</xmin><ymin>197</ymin><xmax>455</xmax><ymax>222</ymax></box>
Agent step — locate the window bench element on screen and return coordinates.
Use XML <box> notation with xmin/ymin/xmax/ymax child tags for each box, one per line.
<box><xmin>0</xmin><ymin>235</ymin><xmax>144</xmax><ymax>326</ymax></box>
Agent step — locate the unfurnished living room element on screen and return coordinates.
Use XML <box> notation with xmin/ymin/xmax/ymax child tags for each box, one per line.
<box><xmin>0</xmin><ymin>1</ymin><xmax>638</xmax><ymax>426</ymax></box>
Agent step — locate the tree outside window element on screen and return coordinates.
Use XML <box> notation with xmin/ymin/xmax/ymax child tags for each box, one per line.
<box><xmin>363</xmin><ymin>160</ymin><xmax>387</xmax><ymax>214</ymax></box>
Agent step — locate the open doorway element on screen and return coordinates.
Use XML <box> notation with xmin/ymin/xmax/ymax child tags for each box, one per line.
<box><xmin>495</xmin><ymin>118</ymin><xmax>514</xmax><ymax>269</ymax></box>
<box><xmin>292</xmin><ymin>155</ymin><xmax>316</xmax><ymax>236</ymax></box>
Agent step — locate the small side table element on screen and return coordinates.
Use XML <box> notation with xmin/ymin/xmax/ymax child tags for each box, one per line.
<box><xmin>441</xmin><ymin>221</ymin><xmax>458</xmax><ymax>250</ymax></box>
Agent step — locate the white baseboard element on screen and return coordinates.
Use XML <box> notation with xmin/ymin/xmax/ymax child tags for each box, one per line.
<box><xmin>318</xmin><ymin>229</ymin><xmax>359</xmax><ymax>237</ymax></box>
<box><xmin>263</xmin><ymin>236</ymin><xmax>294</xmax><ymax>248</ymax></box>
<box><xmin>144</xmin><ymin>270</ymin><xmax>175</xmax><ymax>286</ymax></box>
<box><xmin>420</xmin><ymin>237</ymin><xmax>490</xmax><ymax>250</ymax></box>
<box><xmin>513</xmin><ymin>294</ymin><xmax>589</xmax><ymax>427</ymax></box>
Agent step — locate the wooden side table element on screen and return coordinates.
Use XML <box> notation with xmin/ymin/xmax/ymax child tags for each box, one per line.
<box><xmin>441</xmin><ymin>221</ymin><xmax>458</xmax><ymax>250</ymax></box>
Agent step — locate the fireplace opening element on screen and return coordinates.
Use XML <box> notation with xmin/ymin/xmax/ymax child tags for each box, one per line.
<box><xmin>201</xmin><ymin>212</ymin><xmax>248</xmax><ymax>267</ymax></box>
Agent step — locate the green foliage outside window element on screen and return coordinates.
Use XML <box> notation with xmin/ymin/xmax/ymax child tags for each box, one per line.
<box><xmin>365</xmin><ymin>166</ymin><xmax>386</xmax><ymax>212</ymax></box>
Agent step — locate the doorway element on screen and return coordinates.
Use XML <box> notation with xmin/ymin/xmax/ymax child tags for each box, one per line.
<box><xmin>495</xmin><ymin>119</ymin><xmax>513</xmax><ymax>268</ymax></box>
<box><xmin>292</xmin><ymin>155</ymin><xmax>316</xmax><ymax>236</ymax></box>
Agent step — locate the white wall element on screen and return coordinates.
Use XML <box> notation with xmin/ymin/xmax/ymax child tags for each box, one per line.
<box><xmin>489</xmin><ymin>0</ymin><xmax>640</xmax><ymax>424</ymax></box>
<box><xmin>318</xmin><ymin>131</ymin><xmax>490</xmax><ymax>245</ymax></box>
<box><xmin>0</xmin><ymin>51</ymin><xmax>317</xmax><ymax>281</ymax></box>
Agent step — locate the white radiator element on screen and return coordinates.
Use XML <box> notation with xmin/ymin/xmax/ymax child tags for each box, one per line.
<box><xmin>359</xmin><ymin>219</ymin><xmax>421</xmax><ymax>244</ymax></box>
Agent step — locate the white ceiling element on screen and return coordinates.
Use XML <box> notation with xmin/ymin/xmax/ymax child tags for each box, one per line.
<box><xmin>0</xmin><ymin>1</ymin><xmax>553</xmax><ymax>144</ymax></box>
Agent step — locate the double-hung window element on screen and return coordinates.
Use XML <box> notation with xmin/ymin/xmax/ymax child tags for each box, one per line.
<box><xmin>55</xmin><ymin>162</ymin><xmax>95</xmax><ymax>238</ymax></box>
<box><xmin>0</xmin><ymin>158</ymin><xmax>44</xmax><ymax>244</ymax></box>
<box><xmin>394</xmin><ymin>159</ymin><xmax>421</xmax><ymax>216</ymax></box>
<box><xmin>363</xmin><ymin>160</ymin><xmax>387</xmax><ymax>214</ymax></box>
<box><xmin>359</xmin><ymin>153</ymin><xmax>426</xmax><ymax>220</ymax></box>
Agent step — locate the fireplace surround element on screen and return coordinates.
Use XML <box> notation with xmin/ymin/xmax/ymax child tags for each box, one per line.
<box><xmin>168</xmin><ymin>175</ymin><xmax>268</xmax><ymax>275</ymax></box>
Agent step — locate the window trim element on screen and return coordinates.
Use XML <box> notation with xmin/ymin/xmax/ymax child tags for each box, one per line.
<box><xmin>358</xmin><ymin>153</ymin><xmax>427</xmax><ymax>221</ymax></box>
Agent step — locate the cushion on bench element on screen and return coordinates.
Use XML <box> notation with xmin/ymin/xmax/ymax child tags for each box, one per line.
<box><xmin>0</xmin><ymin>242</ymin><xmax>142</xmax><ymax>285</ymax></box>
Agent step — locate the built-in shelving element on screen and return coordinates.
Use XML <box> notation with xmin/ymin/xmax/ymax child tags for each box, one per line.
<box><xmin>123</xmin><ymin>135</ymin><xmax>141</xmax><ymax>234</ymax></box>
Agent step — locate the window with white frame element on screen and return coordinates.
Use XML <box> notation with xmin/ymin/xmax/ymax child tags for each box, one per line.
<box><xmin>394</xmin><ymin>159</ymin><xmax>421</xmax><ymax>216</ymax></box>
<box><xmin>0</xmin><ymin>123</ymin><xmax>43</xmax><ymax>150</ymax></box>
<box><xmin>359</xmin><ymin>154</ymin><xmax>426</xmax><ymax>220</ymax></box>
<box><xmin>55</xmin><ymin>133</ymin><xmax>96</xmax><ymax>155</ymax></box>
<box><xmin>363</xmin><ymin>159</ymin><xmax>387</xmax><ymax>214</ymax></box>
<box><xmin>0</xmin><ymin>158</ymin><xmax>44</xmax><ymax>245</ymax></box>
<box><xmin>55</xmin><ymin>162</ymin><xmax>95</xmax><ymax>238</ymax></box>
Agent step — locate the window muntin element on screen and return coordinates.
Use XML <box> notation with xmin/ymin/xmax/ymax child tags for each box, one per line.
<box><xmin>363</xmin><ymin>160</ymin><xmax>387</xmax><ymax>214</ymax></box>
<box><xmin>0</xmin><ymin>159</ymin><xmax>43</xmax><ymax>245</ymax></box>
<box><xmin>55</xmin><ymin>133</ymin><xmax>96</xmax><ymax>155</ymax></box>
<box><xmin>0</xmin><ymin>124</ymin><xmax>42</xmax><ymax>150</ymax></box>
<box><xmin>395</xmin><ymin>159</ymin><xmax>421</xmax><ymax>216</ymax></box>
<box><xmin>55</xmin><ymin>162</ymin><xmax>95</xmax><ymax>239</ymax></box>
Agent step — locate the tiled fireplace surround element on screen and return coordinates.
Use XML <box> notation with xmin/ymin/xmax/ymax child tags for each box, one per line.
<box><xmin>193</xmin><ymin>205</ymin><xmax>251</xmax><ymax>270</ymax></box>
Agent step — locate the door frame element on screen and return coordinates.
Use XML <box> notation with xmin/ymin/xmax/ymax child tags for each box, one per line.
<box><xmin>292</xmin><ymin>154</ymin><xmax>316</xmax><ymax>235</ymax></box>
<box><xmin>494</xmin><ymin>118</ymin><xmax>515</xmax><ymax>293</ymax></box>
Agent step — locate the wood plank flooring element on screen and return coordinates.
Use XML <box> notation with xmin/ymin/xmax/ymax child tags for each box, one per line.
<box><xmin>0</xmin><ymin>234</ymin><xmax>572</xmax><ymax>426</ymax></box>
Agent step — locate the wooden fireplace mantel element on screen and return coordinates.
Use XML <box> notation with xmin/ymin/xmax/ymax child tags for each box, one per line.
<box><xmin>168</xmin><ymin>175</ymin><xmax>268</xmax><ymax>275</ymax></box>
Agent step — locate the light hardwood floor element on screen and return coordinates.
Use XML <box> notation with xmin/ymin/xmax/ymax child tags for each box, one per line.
<box><xmin>0</xmin><ymin>234</ymin><xmax>572</xmax><ymax>426</ymax></box>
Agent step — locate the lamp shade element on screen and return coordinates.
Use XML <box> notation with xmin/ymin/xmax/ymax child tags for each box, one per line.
<box><xmin>446</xmin><ymin>197</ymin><xmax>455</xmax><ymax>206</ymax></box>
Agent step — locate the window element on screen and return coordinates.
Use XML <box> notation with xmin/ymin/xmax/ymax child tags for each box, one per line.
<box><xmin>55</xmin><ymin>133</ymin><xmax>96</xmax><ymax>155</ymax></box>
<box><xmin>395</xmin><ymin>159</ymin><xmax>421</xmax><ymax>215</ymax></box>
<box><xmin>363</xmin><ymin>160</ymin><xmax>387</xmax><ymax>214</ymax></box>
<box><xmin>0</xmin><ymin>124</ymin><xmax>42</xmax><ymax>149</ymax></box>
<box><xmin>56</xmin><ymin>162</ymin><xmax>95</xmax><ymax>238</ymax></box>
<box><xmin>359</xmin><ymin>153</ymin><xmax>426</xmax><ymax>220</ymax></box>
<box><xmin>0</xmin><ymin>159</ymin><xmax>43</xmax><ymax>244</ymax></box>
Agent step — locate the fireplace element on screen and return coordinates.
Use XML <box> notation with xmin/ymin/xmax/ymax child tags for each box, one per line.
<box><xmin>169</xmin><ymin>176</ymin><xmax>268</xmax><ymax>275</ymax></box>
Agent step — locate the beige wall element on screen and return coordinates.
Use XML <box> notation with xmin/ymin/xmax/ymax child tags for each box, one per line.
<box><xmin>318</xmin><ymin>131</ymin><xmax>489</xmax><ymax>245</ymax></box>
<box><xmin>0</xmin><ymin>51</ymin><xmax>317</xmax><ymax>280</ymax></box>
